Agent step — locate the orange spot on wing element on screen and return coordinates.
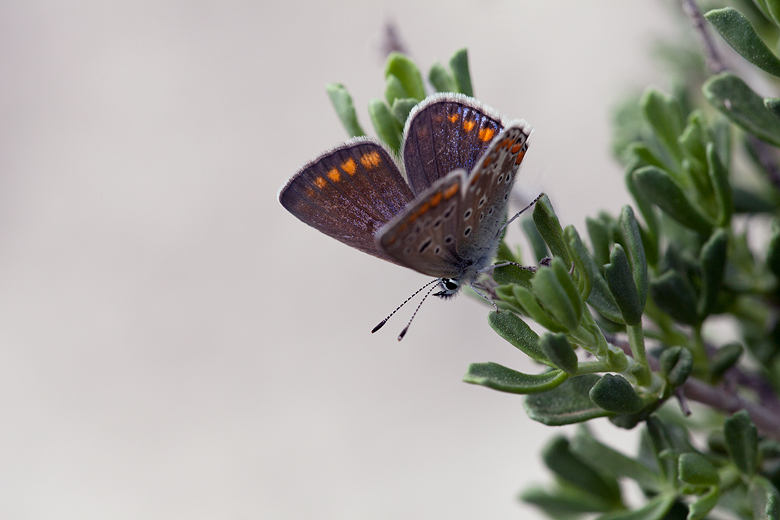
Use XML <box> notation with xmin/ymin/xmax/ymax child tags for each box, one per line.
<box><xmin>341</xmin><ymin>158</ymin><xmax>357</xmax><ymax>175</ymax></box>
<box><xmin>515</xmin><ymin>150</ymin><xmax>526</xmax><ymax>165</ymax></box>
<box><xmin>462</xmin><ymin>120</ymin><xmax>476</xmax><ymax>132</ymax></box>
<box><xmin>327</xmin><ymin>168</ymin><xmax>341</xmax><ymax>182</ymax></box>
<box><xmin>511</xmin><ymin>144</ymin><xmax>521</xmax><ymax>154</ymax></box>
<box><xmin>444</xmin><ymin>183</ymin><xmax>460</xmax><ymax>199</ymax></box>
<box><xmin>448</xmin><ymin>114</ymin><xmax>459</xmax><ymax>123</ymax></box>
<box><xmin>359</xmin><ymin>151</ymin><xmax>381</xmax><ymax>169</ymax></box>
<box><xmin>429</xmin><ymin>192</ymin><xmax>442</xmax><ymax>207</ymax></box>
<box><xmin>483</xmin><ymin>156</ymin><xmax>493</xmax><ymax>167</ymax></box>
<box><xmin>498</xmin><ymin>138</ymin><xmax>511</xmax><ymax>150</ymax></box>
<box><xmin>478</xmin><ymin>127</ymin><xmax>495</xmax><ymax>141</ymax></box>
<box><xmin>314</xmin><ymin>176</ymin><xmax>327</xmax><ymax>189</ymax></box>
<box><xmin>470</xmin><ymin>172</ymin><xmax>481</xmax><ymax>185</ymax></box>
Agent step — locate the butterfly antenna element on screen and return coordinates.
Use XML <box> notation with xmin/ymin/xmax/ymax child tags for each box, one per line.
<box><xmin>372</xmin><ymin>278</ymin><xmax>440</xmax><ymax>334</ymax></box>
<box><xmin>397</xmin><ymin>283</ymin><xmax>439</xmax><ymax>341</ymax></box>
<box><xmin>501</xmin><ymin>192</ymin><xmax>544</xmax><ymax>234</ymax></box>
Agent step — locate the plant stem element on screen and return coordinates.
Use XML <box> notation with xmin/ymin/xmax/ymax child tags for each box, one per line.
<box><xmin>576</xmin><ymin>360</ymin><xmax>610</xmax><ymax>375</ymax></box>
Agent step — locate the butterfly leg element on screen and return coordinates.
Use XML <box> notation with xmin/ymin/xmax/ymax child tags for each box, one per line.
<box><xmin>468</xmin><ymin>280</ymin><xmax>500</xmax><ymax>311</ymax></box>
<box><xmin>481</xmin><ymin>261</ymin><xmax>538</xmax><ymax>273</ymax></box>
<box><xmin>499</xmin><ymin>192</ymin><xmax>544</xmax><ymax>235</ymax></box>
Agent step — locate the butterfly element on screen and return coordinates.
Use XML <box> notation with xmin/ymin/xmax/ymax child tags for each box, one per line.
<box><xmin>278</xmin><ymin>93</ymin><xmax>531</xmax><ymax>337</ymax></box>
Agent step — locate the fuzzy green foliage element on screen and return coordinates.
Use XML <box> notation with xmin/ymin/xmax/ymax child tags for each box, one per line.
<box><xmin>323</xmin><ymin>9</ymin><xmax>780</xmax><ymax>516</ymax></box>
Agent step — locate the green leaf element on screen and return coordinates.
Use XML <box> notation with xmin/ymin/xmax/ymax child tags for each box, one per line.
<box><xmin>488</xmin><ymin>311</ymin><xmax>551</xmax><ymax>365</ymax></box>
<box><xmin>540</xmin><ymin>333</ymin><xmax>579</xmax><ymax>375</ymax></box>
<box><xmin>524</xmin><ymin>375</ymin><xmax>611</xmax><ymax>425</ymax></box>
<box><xmin>427</xmin><ymin>62</ymin><xmax>456</xmax><ymax>93</ymax></box>
<box><xmin>753</xmin><ymin>0</ymin><xmax>780</xmax><ymax>28</ymax></box>
<box><xmin>706</xmin><ymin>143</ymin><xmax>733</xmax><ymax>226</ymax></box>
<box><xmin>587</xmin><ymin>216</ymin><xmax>612</xmax><ymax>268</ymax></box>
<box><xmin>605</xmin><ymin>245</ymin><xmax>643</xmax><ymax>326</ymax></box>
<box><xmin>494</xmin><ymin>286</ymin><xmax>523</xmax><ymax>313</ymax></box>
<box><xmin>649</xmin><ymin>270</ymin><xmax>700</xmax><ymax>326</ymax></box>
<box><xmin>368</xmin><ymin>98</ymin><xmax>402</xmax><ymax>153</ymax></box>
<box><xmin>523</xmin><ymin>217</ymin><xmax>549</xmax><ymax>262</ymax></box>
<box><xmin>698</xmin><ymin>229</ymin><xmax>728</xmax><ymax>317</ymax></box>
<box><xmin>767</xmin><ymin>219</ymin><xmax>780</xmax><ymax>279</ymax></box>
<box><xmin>646</xmin><ymin>416</ymin><xmax>679</xmax><ymax>482</ymax></box>
<box><xmin>705</xmin><ymin>8</ymin><xmax>780</xmax><ymax>78</ymax></box>
<box><xmin>586</xmin><ymin>264</ymin><xmax>624</xmax><ymax>324</ymax></box>
<box><xmin>724</xmin><ymin>410</ymin><xmax>758</xmax><ymax>476</ymax></box>
<box><xmin>733</xmin><ymin>186</ymin><xmax>779</xmax><ymax>213</ymax></box>
<box><xmin>384</xmin><ymin>74</ymin><xmax>408</xmax><ymax>107</ymax></box>
<box><xmin>595</xmin><ymin>492</ymin><xmax>677</xmax><ymax>520</ymax></box>
<box><xmin>750</xmin><ymin>476</ymin><xmax>780</xmax><ymax>520</ymax></box>
<box><xmin>521</xmin><ymin>485</ymin><xmax>616</xmax><ymax>516</ymax></box>
<box><xmin>703</xmin><ymin>72</ymin><xmax>780</xmax><ymax>147</ymax></box>
<box><xmin>678</xmin><ymin>111</ymin><xmax>709</xmax><ymax>179</ymax></box>
<box><xmin>449</xmin><ymin>48</ymin><xmax>473</xmax><ymax>96</ymax></box>
<box><xmin>589</xmin><ymin>374</ymin><xmax>644</xmax><ymax>414</ymax></box>
<box><xmin>641</xmin><ymin>87</ymin><xmax>686</xmax><ymax>166</ymax></box>
<box><xmin>492</xmin><ymin>264</ymin><xmax>534</xmax><ymax>288</ymax></box>
<box><xmin>620</xmin><ymin>206</ymin><xmax>649</xmax><ymax>307</ymax></box>
<box><xmin>678</xmin><ymin>452</ymin><xmax>719</xmax><ymax>486</ymax></box>
<box><xmin>463</xmin><ymin>362</ymin><xmax>568</xmax><ymax>394</ymax></box>
<box><xmin>542</xmin><ymin>436</ymin><xmax>622</xmax><ymax>504</ymax></box>
<box><xmin>687</xmin><ymin>487</ymin><xmax>719</xmax><ymax>520</ymax></box>
<box><xmin>570</xmin><ymin>428</ymin><xmax>663</xmax><ymax>493</ymax></box>
<box><xmin>553</xmin><ymin>257</ymin><xmax>583</xmax><ymax>324</ymax></box>
<box><xmin>659</xmin><ymin>346</ymin><xmax>694</xmax><ymax>387</ymax></box>
<box><xmin>633</xmin><ymin>166</ymin><xmax>714</xmax><ymax>235</ymax></box>
<box><xmin>565</xmin><ymin>225</ymin><xmax>594</xmax><ymax>300</ymax></box>
<box><xmin>533</xmin><ymin>195</ymin><xmax>571</xmax><ymax>264</ymax></box>
<box><xmin>532</xmin><ymin>263</ymin><xmax>581</xmax><ymax>331</ymax></box>
<box><xmin>383</xmin><ymin>52</ymin><xmax>425</xmax><ymax>101</ymax></box>
<box><xmin>325</xmin><ymin>83</ymin><xmax>366</xmax><ymax>137</ymax></box>
<box><xmin>390</xmin><ymin>97</ymin><xmax>417</xmax><ymax>127</ymax></box>
<box><xmin>514</xmin><ymin>285</ymin><xmax>569</xmax><ymax>332</ymax></box>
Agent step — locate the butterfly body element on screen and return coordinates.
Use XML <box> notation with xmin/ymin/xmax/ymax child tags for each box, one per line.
<box><xmin>279</xmin><ymin>93</ymin><xmax>530</xmax><ymax>301</ymax></box>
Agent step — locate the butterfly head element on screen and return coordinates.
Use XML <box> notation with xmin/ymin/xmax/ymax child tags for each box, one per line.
<box><xmin>433</xmin><ymin>277</ymin><xmax>461</xmax><ymax>298</ymax></box>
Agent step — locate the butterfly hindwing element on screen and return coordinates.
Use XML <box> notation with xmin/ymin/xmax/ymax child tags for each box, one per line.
<box><xmin>376</xmin><ymin>169</ymin><xmax>466</xmax><ymax>279</ymax></box>
<box><xmin>457</xmin><ymin>121</ymin><xmax>531</xmax><ymax>261</ymax></box>
<box><xmin>402</xmin><ymin>94</ymin><xmax>504</xmax><ymax>196</ymax></box>
<box><xmin>279</xmin><ymin>138</ymin><xmax>414</xmax><ymax>263</ymax></box>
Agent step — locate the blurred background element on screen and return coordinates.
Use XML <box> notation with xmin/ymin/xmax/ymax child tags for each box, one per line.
<box><xmin>0</xmin><ymin>1</ymin><xmax>680</xmax><ymax>518</ymax></box>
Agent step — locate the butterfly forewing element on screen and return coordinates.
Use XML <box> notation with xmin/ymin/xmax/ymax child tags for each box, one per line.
<box><xmin>377</xmin><ymin>170</ymin><xmax>466</xmax><ymax>279</ymax></box>
<box><xmin>279</xmin><ymin>139</ymin><xmax>414</xmax><ymax>262</ymax></box>
<box><xmin>403</xmin><ymin>95</ymin><xmax>504</xmax><ymax>196</ymax></box>
<box><xmin>457</xmin><ymin>121</ymin><xmax>531</xmax><ymax>261</ymax></box>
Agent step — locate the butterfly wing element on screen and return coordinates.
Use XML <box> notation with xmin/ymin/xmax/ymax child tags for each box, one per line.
<box><xmin>376</xmin><ymin>169</ymin><xmax>467</xmax><ymax>279</ymax></box>
<box><xmin>456</xmin><ymin>121</ymin><xmax>531</xmax><ymax>262</ymax></box>
<box><xmin>279</xmin><ymin>138</ymin><xmax>414</xmax><ymax>263</ymax></box>
<box><xmin>402</xmin><ymin>94</ymin><xmax>504</xmax><ymax>196</ymax></box>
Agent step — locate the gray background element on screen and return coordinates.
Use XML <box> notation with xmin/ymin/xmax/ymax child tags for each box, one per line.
<box><xmin>0</xmin><ymin>1</ymin><xmax>677</xmax><ymax>518</ymax></box>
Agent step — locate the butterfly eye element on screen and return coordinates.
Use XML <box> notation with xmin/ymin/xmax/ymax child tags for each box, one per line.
<box><xmin>463</xmin><ymin>208</ymin><xmax>473</xmax><ymax>220</ymax></box>
<box><xmin>418</xmin><ymin>238</ymin><xmax>432</xmax><ymax>253</ymax></box>
<box><xmin>464</xmin><ymin>226</ymin><xmax>472</xmax><ymax>237</ymax></box>
<box><xmin>478</xmin><ymin>196</ymin><xmax>487</xmax><ymax>208</ymax></box>
<box><xmin>433</xmin><ymin>217</ymin><xmax>442</xmax><ymax>229</ymax></box>
<box><xmin>497</xmin><ymin>174</ymin><xmax>504</xmax><ymax>183</ymax></box>
<box><xmin>441</xmin><ymin>278</ymin><xmax>459</xmax><ymax>292</ymax></box>
<box><xmin>444</xmin><ymin>235</ymin><xmax>454</xmax><ymax>245</ymax></box>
